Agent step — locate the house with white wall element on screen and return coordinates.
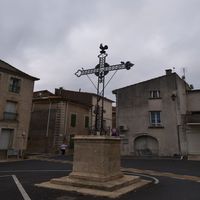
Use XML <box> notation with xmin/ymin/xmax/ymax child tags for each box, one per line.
<box><xmin>113</xmin><ymin>69</ymin><xmax>200</xmax><ymax>158</ymax></box>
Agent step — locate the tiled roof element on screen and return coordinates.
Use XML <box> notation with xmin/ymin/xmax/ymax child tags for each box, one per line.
<box><xmin>0</xmin><ymin>59</ymin><xmax>39</xmax><ymax>81</ymax></box>
<box><xmin>33</xmin><ymin>90</ymin><xmax>55</xmax><ymax>98</ymax></box>
<box><xmin>55</xmin><ymin>88</ymin><xmax>113</xmax><ymax>105</ymax></box>
<box><xmin>32</xmin><ymin>93</ymin><xmax>91</xmax><ymax>108</ymax></box>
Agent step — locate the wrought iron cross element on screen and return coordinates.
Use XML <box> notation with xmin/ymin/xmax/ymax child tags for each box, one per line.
<box><xmin>75</xmin><ymin>44</ymin><xmax>134</xmax><ymax>135</ymax></box>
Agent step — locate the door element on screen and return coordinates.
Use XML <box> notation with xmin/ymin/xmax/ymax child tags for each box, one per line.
<box><xmin>134</xmin><ymin>135</ymin><xmax>159</xmax><ymax>156</ymax></box>
<box><xmin>187</xmin><ymin>126</ymin><xmax>200</xmax><ymax>155</ymax></box>
<box><xmin>0</xmin><ymin>129</ymin><xmax>14</xmax><ymax>149</ymax></box>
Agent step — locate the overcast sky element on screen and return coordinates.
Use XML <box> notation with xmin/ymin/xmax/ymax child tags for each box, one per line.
<box><xmin>1</xmin><ymin>0</ymin><xmax>200</xmax><ymax>100</ymax></box>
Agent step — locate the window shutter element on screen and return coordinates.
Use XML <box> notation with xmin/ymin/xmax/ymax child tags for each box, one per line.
<box><xmin>5</xmin><ymin>102</ymin><xmax>17</xmax><ymax>113</ymax></box>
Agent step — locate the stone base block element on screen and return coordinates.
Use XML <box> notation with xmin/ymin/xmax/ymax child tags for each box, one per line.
<box><xmin>51</xmin><ymin>175</ymin><xmax>139</xmax><ymax>191</ymax></box>
<box><xmin>36</xmin><ymin>175</ymin><xmax>152</xmax><ymax>198</ymax></box>
<box><xmin>68</xmin><ymin>171</ymin><xmax>124</xmax><ymax>182</ymax></box>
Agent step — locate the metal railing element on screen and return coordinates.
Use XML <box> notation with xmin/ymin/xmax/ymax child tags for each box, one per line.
<box><xmin>186</xmin><ymin>114</ymin><xmax>200</xmax><ymax>123</ymax></box>
<box><xmin>3</xmin><ymin>112</ymin><xmax>18</xmax><ymax>120</ymax></box>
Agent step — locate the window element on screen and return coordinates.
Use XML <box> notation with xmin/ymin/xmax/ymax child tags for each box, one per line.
<box><xmin>0</xmin><ymin>129</ymin><xmax>14</xmax><ymax>150</ymax></box>
<box><xmin>84</xmin><ymin>116</ymin><xmax>89</xmax><ymax>128</ymax></box>
<box><xmin>150</xmin><ymin>90</ymin><xmax>160</xmax><ymax>99</ymax></box>
<box><xmin>150</xmin><ymin>111</ymin><xmax>161</xmax><ymax>126</ymax></box>
<box><xmin>70</xmin><ymin>114</ymin><xmax>76</xmax><ymax>127</ymax></box>
<box><xmin>9</xmin><ymin>77</ymin><xmax>21</xmax><ymax>93</ymax></box>
<box><xmin>4</xmin><ymin>101</ymin><xmax>17</xmax><ymax>120</ymax></box>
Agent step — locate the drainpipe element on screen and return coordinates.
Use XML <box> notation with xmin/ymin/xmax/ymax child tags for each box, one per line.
<box><xmin>64</xmin><ymin>101</ymin><xmax>69</xmax><ymax>142</ymax></box>
<box><xmin>46</xmin><ymin>99</ymin><xmax>52</xmax><ymax>137</ymax></box>
<box><xmin>90</xmin><ymin>106</ymin><xmax>93</xmax><ymax>132</ymax></box>
<box><xmin>174</xmin><ymin>77</ymin><xmax>182</xmax><ymax>156</ymax></box>
<box><xmin>177</xmin><ymin>125</ymin><xmax>181</xmax><ymax>156</ymax></box>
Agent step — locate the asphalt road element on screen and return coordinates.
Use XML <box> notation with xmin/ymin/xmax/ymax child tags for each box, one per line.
<box><xmin>0</xmin><ymin>157</ymin><xmax>199</xmax><ymax>200</ymax></box>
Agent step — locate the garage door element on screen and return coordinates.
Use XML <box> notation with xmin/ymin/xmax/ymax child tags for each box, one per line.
<box><xmin>134</xmin><ymin>136</ymin><xmax>159</xmax><ymax>156</ymax></box>
<box><xmin>187</xmin><ymin>133</ymin><xmax>200</xmax><ymax>155</ymax></box>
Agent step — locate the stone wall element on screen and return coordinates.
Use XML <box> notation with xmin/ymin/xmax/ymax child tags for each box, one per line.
<box><xmin>0</xmin><ymin>69</ymin><xmax>35</xmax><ymax>158</ymax></box>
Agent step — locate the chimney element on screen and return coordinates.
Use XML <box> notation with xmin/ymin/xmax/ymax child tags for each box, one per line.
<box><xmin>165</xmin><ymin>69</ymin><xmax>172</xmax><ymax>75</ymax></box>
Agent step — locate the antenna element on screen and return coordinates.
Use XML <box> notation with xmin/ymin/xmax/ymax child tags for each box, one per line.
<box><xmin>182</xmin><ymin>67</ymin><xmax>186</xmax><ymax>80</ymax></box>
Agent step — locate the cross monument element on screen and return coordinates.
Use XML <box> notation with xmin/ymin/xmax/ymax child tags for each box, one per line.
<box><xmin>37</xmin><ymin>48</ymin><xmax>150</xmax><ymax>197</ymax></box>
<box><xmin>75</xmin><ymin>44</ymin><xmax>134</xmax><ymax>134</ymax></box>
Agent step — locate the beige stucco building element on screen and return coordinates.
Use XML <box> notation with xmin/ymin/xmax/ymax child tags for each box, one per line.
<box><xmin>113</xmin><ymin>69</ymin><xmax>200</xmax><ymax>157</ymax></box>
<box><xmin>186</xmin><ymin>90</ymin><xmax>200</xmax><ymax>157</ymax></box>
<box><xmin>54</xmin><ymin>88</ymin><xmax>113</xmax><ymax>134</ymax></box>
<box><xmin>27</xmin><ymin>88</ymin><xmax>113</xmax><ymax>153</ymax></box>
<box><xmin>0</xmin><ymin>60</ymin><xmax>38</xmax><ymax>159</ymax></box>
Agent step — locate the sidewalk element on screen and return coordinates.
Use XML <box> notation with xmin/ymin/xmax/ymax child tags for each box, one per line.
<box><xmin>0</xmin><ymin>157</ymin><xmax>23</xmax><ymax>163</ymax></box>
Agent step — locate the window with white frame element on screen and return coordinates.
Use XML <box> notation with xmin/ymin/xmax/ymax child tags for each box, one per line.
<box><xmin>150</xmin><ymin>111</ymin><xmax>161</xmax><ymax>126</ymax></box>
<box><xmin>4</xmin><ymin>101</ymin><xmax>17</xmax><ymax>120</ymax></box>
<box><xmin>9</xmin><ymin>77</ymin><xmax>21</xmax><ymax>93</ymax></box>
<box><xmin>150</xmin><ymin>90</ymin><xmax>160</xmax><ymax>99</ymax></box>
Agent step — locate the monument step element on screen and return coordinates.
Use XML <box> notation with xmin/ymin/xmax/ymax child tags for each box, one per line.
<box><xmin>36</xmin><ymin>178</ymin><xmax>151</xmax><ymax>198</ymax></box>
<box><xmin>50</xmin><ymin>175</ymin><xmax>141</xmax><ymax>192</ymax></box>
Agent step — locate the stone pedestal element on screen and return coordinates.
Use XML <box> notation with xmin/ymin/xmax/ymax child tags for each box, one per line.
<box><xmin>69</xmin><ymin>135</ymin><xmax>123</xmax><ymax>181</ymax></box>
<box><xmin>36</xmin><ymin>135</ymin><xmax>151</xmax><ymax>198</ymax></box>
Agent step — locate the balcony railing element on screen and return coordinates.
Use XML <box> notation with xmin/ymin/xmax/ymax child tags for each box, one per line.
<box><xmin>186</xmin><ymin>114</ymin><xmax>200</xmax><ymax>123</ymax></box>
<box><xmin>3</xmin><ymin>112</ymin><xmax>18</xmax><ymax>120</ymax></box>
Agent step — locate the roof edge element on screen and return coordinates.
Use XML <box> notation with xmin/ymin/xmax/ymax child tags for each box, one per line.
<box><xmin>112</xmin><ymin>72</ymin><xmax>190</xmax><ymax>94</ymax></box>
<box><xmin>0</xmin><ymin>59</ymin><xmax>39</xmax><ymax>81</ymax></box>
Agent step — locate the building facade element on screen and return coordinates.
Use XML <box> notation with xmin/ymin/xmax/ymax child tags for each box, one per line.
<box><xmin>27</xmin><ymin>88</ymin><xmax>113</xmax><ymax>153</ymax></box>
<box><xmin>55</xmin><ymin>88</ymin><xmax>113</xmax><ymax>134</ymax></box>
<box><xmin>113</xmin><ymin>69</ymin><xmax>200</xmax><ymax>157</ymax></box>
<box><xmin>0</xmin><ymin>60</ymin><xmax>38</xmax><ymax>159</ymax></box>
<box><xmin>185</xmin><ymin>90</ymin><xmax>200</xmax><ymax>158</ymax></box>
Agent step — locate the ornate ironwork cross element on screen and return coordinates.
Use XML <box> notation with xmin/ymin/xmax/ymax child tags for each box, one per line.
<box><xmin>75</xmin><ymin>44</ymin><xmax>134</xmax><ymax>135</ymax></box>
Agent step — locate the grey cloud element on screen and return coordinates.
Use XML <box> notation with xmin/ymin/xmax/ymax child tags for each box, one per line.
<box><xmin>0</xmin><ymin>0</ymin><xmax>200</xmax><ymax>100</ymax></box>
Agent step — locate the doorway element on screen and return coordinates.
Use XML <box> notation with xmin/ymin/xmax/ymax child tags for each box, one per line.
<box><xmin>0</xmin><ymin>128</ymin><xmax>14</xmax><ymax>150</ymax></box>
<box><xmin>134</xmin><ymin>135</ymin><xmax>159</xmax><ymax>156</ymax></box>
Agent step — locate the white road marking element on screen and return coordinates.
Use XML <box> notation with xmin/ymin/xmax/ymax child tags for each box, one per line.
<box><xmin>12</xmin><ymin>175</ymin><xmax>31</xmax><ymax>200</ymax></box>
<box><xmin>124</xmin><ymin>171</ymin><xmax>159</xmax><ymax>184</ymax></box>
<box><xmin>134</xmin><ymin>173</ymin><xmax>159</xmax><ymax>184</ymax></box>
<box><xmin>0</xmin><ymin>169</ymin><xmax>159</xmax><ymax>185</ymax></box>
